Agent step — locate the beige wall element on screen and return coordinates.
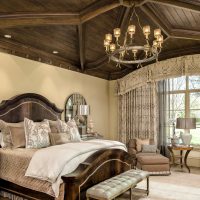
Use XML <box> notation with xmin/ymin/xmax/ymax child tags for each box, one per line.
<box><xmin>0</xmin><ymin>52</ymin><xmax>109</xmax><ymax>137</ymax></box>
<box><xmin>108</xmin><ymin>80</ymin><xmax>118</xmax><ymax>140</ymax></box>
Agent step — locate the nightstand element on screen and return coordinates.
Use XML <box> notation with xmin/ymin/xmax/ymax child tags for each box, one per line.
<box><xmin>81</xmin><ymin>133</ymin><xmax>103</xmax><ymax>140</ymax></box>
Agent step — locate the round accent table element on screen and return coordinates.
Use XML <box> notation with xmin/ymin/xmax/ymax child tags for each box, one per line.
<box><xmin>167</xmin><ymin>145</ymin><xmax>193</xmax><ymax>173</ymax></box>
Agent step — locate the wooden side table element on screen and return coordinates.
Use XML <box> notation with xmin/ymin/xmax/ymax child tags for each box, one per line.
<box><xmin>167</xmin><ymin>145</ymin><xmax>193</xmax><ymax>173</ymax></box>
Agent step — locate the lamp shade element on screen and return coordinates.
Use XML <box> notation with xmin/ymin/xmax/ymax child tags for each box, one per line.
<box><xmin>176</xmin><ymin>118</ymin><xmax>196</xmax><ymax>129</ymax></box>
<box><xmin>78</xmin><ymin>105</ymin><xmax>90</xmax><ymax>116</ymax></box>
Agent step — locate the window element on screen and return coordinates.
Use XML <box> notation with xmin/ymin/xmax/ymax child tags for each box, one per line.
<box><xmin>168</xmin><ymin>76</ymin><xmax>200</xmax><ymax>146</ymax></box>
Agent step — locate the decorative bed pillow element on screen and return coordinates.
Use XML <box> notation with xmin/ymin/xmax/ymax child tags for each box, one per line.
<box><xmin>136</xmin><ymin>138</ymin><xmax>150</xmax><ymax>152</ymax></box>
<box><xmin>9</xmin><ymin>126</ymin><xmax>26</xmax><ymax>148</ymax></box>
<box><xmin>24</xmin><ymin>118</ymin><xmax>51</xmax><ymax>149</ymax></box>
<box><xmin>49</xmin><ymin>132</ymin><xmax>71</xmax><ymax>145</ymax></box>
<box><xmin>142</xmin><ymin>144</ymin><xmax>157</xmax><ymax>153</ymax></box>
<box><xmin>57</xmin><ymin>119</ymin><xmax>81</xmax><ymax>142</ymax></box>
<box><xmin>0</xmin><ymin>120</ymin><xmax>23</xmax><ymax>148</ymax></box>
<box><xmin>44</xmin><ymin>119</ymin><xmax>59</xmax><ymax>133</ymax></box>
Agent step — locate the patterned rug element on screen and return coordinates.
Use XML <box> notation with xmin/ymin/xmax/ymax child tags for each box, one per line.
<box><xmin>117</xmin><ymin>171</ymin><xmax>200</xmax><ymax>200</ymax></box>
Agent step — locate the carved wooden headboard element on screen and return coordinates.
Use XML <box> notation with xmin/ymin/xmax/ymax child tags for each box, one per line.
<box><xmin>0</xmin><ymin>93</ymin><xmax>63</xmax><ymax>122</ymax></box>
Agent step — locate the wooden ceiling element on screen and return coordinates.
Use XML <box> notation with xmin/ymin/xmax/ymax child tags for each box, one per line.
<box><xmin>0</xmin><ymin>0</ymin><xmax>199</xmax><ymax>80</ymax></box>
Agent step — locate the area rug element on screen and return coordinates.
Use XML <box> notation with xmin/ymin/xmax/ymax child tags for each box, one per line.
<box><xmin>117</xmin><ymin>171</ymin><xmax>200</xmax><ymax>200</ymax></box>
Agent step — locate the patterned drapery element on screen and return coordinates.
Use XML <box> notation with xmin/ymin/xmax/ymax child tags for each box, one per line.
<box><xmin>118</xmin><ymin>82</ymin><xmax>159</xmax><ymax>144</ymax></box>
<box><xmin>118</xmin><ymin>54</ymin><xmax>200</xmax><ymax>95</ymax></box>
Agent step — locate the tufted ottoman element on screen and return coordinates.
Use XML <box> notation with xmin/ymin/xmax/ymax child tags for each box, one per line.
<box><xmin>137</xmin><ymin>154</ymin><xmax>170</xmax><ymax>175</ymax></box>
<box><xmin>86</xmin><ymin>169</ymin><xmax>149</xmax><ymax>200</ymax></box>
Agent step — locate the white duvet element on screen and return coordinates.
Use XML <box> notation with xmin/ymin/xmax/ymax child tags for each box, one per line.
<box><xmin>25</xmin><ymin>139</ymin><xmax>127</xmax><ymax>197</ymax></box>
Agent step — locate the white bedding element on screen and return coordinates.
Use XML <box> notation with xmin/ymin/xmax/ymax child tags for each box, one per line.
<box><xmin>25</xmin><ymin>139</ymin><xmax>127</xmax><ymax>197</ymax></box>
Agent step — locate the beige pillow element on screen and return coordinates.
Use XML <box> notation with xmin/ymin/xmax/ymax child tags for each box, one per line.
<box><xmin>136</xmin><ymin>139</ymin><xmax>150</xmax><ymax>152</ymax></box>
<box><xmin>9</xmin><ymin>126</ymin><xmax>26</xmax><ymax>148</ymax></box>
<box><xmin>44</xmin><ymin>119</ymin><xmax>59</xmax><ymax>133</ymax></box>
<box><xmin>49</xmin><ymin>132</ymin><xmax>71</xmax><ymax>145</ymax></box>
<box><xmin>0</xmin><ymin>120</ymin><xmax>23</xmax><ymax>148</ymax></box>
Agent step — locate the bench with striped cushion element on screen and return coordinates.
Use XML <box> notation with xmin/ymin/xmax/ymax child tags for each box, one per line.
<box><xmin>86</xmin><ymin>169</ymin><xmax>149</xmax><ymax>200</ymax></box>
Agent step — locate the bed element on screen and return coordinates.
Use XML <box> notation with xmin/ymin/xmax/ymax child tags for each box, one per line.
<box><xmin>0</xmin><ymin>93</ymin><xmax>132</xmax><ymax>200</ymax></box>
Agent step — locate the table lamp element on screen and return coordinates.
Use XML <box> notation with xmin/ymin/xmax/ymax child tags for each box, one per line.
<box><xmin>176</xmin><ymin>118</ymin><xmax>196</xmax><ymax>146</ymax></box>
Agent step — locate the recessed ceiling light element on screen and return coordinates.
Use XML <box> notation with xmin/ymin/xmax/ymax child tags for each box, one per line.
<box><xmin>4</xmin><ymin>34</ymin><xmax>12</xmax><ymax>39</ymax></box>
<box><xmin>53</xmin><ymin>50</ymin><xmax>58</xmax><ymax>54</ymax></box>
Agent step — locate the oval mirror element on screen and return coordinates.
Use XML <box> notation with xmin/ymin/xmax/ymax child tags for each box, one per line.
<box><xmin>65</xmin><ymin>93</ymin><xmax>89</xmax><ymax>135</ymax></box>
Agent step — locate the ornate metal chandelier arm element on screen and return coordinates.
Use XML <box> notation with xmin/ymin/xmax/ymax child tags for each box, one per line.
<box><xmin>133</xmin><ymin>5</ymin><xmax>143</xmax><ymax>32</ymax></box>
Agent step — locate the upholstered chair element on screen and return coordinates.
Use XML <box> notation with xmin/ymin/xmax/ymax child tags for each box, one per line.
<box><xmin>127</xmin><ymin>138</ymin><xmax>170</xmax><ymax>175</ymax></box>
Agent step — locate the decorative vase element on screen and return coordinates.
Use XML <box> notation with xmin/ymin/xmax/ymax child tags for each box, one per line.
<box><xmin>181</xmin><ymin>133</ymin><xmax>192</xmax><ymax>146</ymax></box>
<box><xmin>171</xmin><ymin>136</ymin><xmax>179</xmax><ymax>146</ymax></box>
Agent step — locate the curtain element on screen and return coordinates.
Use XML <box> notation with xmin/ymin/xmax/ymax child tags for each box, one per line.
<box><xmin>118</xmin><ymin>54</ymin><xmax>200</xmax><ymax>95</ymax></box>
<box><xmin>118</xmin><ymin>82</ymin><xmax>159</xmax><ymax>144</ymax></box>
<box><xmin>158</xmin><ymin>80</ymin><xmax>170</xmax><ymax>156</ymax></box>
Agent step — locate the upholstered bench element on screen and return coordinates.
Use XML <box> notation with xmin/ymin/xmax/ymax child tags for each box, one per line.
<box><xmin>86</xmin><ymin>169</ymin><xmax>149</xmax><ymax>200</ymax></box>
<box><xmin>137</xmin><ymin>154</ymin><xmax>170</xmax><ymax>175</ymax></box>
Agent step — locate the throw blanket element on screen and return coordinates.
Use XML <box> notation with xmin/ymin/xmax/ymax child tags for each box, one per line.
<box><xmin>26</xmin><ymin>139</ymin><xmax>126</xmax><ymax>197</ymax></box>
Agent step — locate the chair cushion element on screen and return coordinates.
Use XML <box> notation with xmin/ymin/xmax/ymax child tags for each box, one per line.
<box><xmin>136</xmin><ymin>139</ymin><xmax>150</xmax><ymax>152</ymax></box>
<box><xmin>87</xmin><ymin>169</ymin><xmax>149</xmax><ymax>199</ymax></box>
<box><xmin>137</xmin><ymin>155</ymin><xmax>169</xmax><ymax>165</ymax></box>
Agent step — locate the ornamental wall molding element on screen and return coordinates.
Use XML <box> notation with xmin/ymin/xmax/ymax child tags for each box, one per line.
<box><xmin>117</xmin><ymin>54</ymin><xmax>200</xmax><ymax>95</ymax></box>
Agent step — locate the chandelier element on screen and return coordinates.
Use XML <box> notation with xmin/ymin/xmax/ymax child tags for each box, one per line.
<box><xmin>103</xmin><ymin>5</ymin><xmax>164</xmax><ymax>68</ymax></box>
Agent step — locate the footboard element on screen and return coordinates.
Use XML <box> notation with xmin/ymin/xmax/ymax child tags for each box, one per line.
<box><xmin>62</xmin><ymin>148</ymin><xmax>132</xmax><ymax>200</ymax></box>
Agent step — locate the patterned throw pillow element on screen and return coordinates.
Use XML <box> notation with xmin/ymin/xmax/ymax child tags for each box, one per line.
<box><xmin>142</xmin><ymin>144</ymin><xmax>157</xmax><ymax>153</ymax></box>
<box><xmin>24</xmin><ymin>118</ymin><xmax>51</xmax><ymax>149</ymax></box>
<box><xmin>57</xmin><ymin>119</ymin><xmax>81</xmax><ymax>142</ymax></box>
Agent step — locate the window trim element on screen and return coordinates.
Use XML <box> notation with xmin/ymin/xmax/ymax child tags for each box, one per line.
<box><xmin>168</xmin><ymin>76</ymin><xmax>200</xmax><ymax>147</ymax></box>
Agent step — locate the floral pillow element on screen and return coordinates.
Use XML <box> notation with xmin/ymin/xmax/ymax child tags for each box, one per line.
<box><xmin>24</xmin><ymin>118</ymin><xmax>51</xmax><ymax>149</ymax></box>
<box><xmin>57</xmin><ymin>119</ymin><xmax>81</xmax><ymax>142</ymax></box>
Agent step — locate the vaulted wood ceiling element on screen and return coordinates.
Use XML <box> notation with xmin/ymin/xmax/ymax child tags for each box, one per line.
<box><xmin>0</xmin><ymin>0</ymin><xmax>199</xmax><ymax>80</ymax></box>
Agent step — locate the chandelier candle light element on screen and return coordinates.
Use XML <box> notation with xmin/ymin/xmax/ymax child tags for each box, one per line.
<box><xmin>103</xmin><ymin>4</ymin><xmax>164</xmax><ymax>67</ymax></box>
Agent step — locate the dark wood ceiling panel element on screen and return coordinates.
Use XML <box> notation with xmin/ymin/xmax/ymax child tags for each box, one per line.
<box><xmin>0</xmin><ymin>0</ymin><xmax>199</xmax><ymax>80</ymax></box>
<box><xmin>0</xmin><ymin>25</ymin><xmax>78</xmax><ymax>63</ymax></box>
<box><xmin>85</xmin><ymin>6</ymin><xmax>122</xmax><ymax>63</ymax></box>
<box><xmin>0</xmin><ymin>0</ymin><xmax>97</xmax><ymax>12</ymax></box>
<box><xmin>148</xmin><ymin>3</ymin><xmax>200</xmax><ymax>30</ymax></box>
<box><xmin>162</xmin><ymin>38</ymin><xmax>200</xmax><ymax>52</ymax></box>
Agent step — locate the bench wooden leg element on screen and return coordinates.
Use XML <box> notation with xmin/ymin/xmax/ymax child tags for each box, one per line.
<box><xmin>147</xmin><ymin>176</ymin><xmax>149</xmax><ymax>196</ymax></box>
<box><xmin>130</xmin><ymin>188</ymin><xmax>132</xmax><ymax>200</ymax></box>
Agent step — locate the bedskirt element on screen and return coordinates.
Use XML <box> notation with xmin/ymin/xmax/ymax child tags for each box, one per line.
<box><xmin>0</xmin><ymin>148</ymin><xmax>64</xmax><ymax>200</ymax></box>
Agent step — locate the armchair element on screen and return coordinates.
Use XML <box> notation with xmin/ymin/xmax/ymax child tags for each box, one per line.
<box><xmin>127</xmin><ymin>139</ymin><xmax>170</xmax><ymax>175</ymax></box>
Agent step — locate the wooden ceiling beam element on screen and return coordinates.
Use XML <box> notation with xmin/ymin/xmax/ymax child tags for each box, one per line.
<box><xmin>77</xmin><ymin>24</ymin><xmax>85</xmax><ymax>71</ymax></box>
<box><xmin>80</xmin><ymin>0</ymin><xmax>121</xmax><ymax>23</ymax></box>
<box><xmin>140</xmin><ymin>5</ymin><xmax>170</xmax><ymax>36</ymax></box>
<box><xmin>159</xmin><ymin>45</ymin><xmax>200</xmax><ymax>60</ymax></box>
<box><xmin>148</xmin><ymin>0</ymin><xmax>200</xmax><ymax>13</ymax></box>
<box><xmin>170</xmin><ymin>29</ymin><xmax>200</xmax><ymax>41</ymax></box>
<box><xmin>0</xmin><ymin>12</ymin><xmax>81</xmax><ymax>28</ymax></box>
<box><xmin>141</xmin><ymin>4</ymin><xmax>200</xmax><ymax>41</ymax></box>
<box><xmin>0</xmin><ymin>0</ymin><xmax>148</xmax><ymax>28</ymax></box>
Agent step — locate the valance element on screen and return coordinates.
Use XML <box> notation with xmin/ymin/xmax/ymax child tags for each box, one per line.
<box><xmin>117</xmin><ymin>54</ymin><xmax>200</xmax><ymax>95</ymax></box>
